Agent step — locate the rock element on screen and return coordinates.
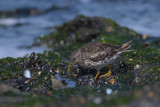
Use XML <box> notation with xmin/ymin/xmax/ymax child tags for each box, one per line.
<box><xmin>76</xmin><ymin>74</ymin><xmax>95</xmax><ymax>86</ymax></box>
<box><xmin>0</xmin><ymin>83</ymin><xmax>21</xmax><ymax>95</ymax></box>
<box><xmin>51</xmin><ymin>76</ymin><xmax>64</xmax><ymax>90</ymax></box>
<box><xmin>0</xmin><ymin>96</ymin><xmax>23</xmax><ymax>103</ymax></box>
<box><xmin>125</xmin><ymin>85</ymin><xmax>160</xmax><ymax>107</ymax></box>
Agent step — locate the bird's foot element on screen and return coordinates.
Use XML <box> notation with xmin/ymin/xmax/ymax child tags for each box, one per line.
<box><xmin>99</xmin><ymin>71</ymin><xmax>112</xmax><ymax>78</ymax></box>
<box><xmin>94</xmin><ymin>71</ymin><xmax>100</xmax><ymax>80</ymax></box>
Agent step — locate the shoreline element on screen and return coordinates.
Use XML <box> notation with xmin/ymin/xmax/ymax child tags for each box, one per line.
<box><xmin>0</xmin><ymin>15</ymin><xmax>160</xmax><ymax>106</ymax></box>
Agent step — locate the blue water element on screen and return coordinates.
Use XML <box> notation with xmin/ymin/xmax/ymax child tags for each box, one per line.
<box><xmin>0</xmin><ymin>0</ymin><xmax>160</xmax><ymax>58</ymax></box>
<box><xmin>55</xmin><ymin>74</ymin><xmax>76</xmax><ymax>88</ymax></box>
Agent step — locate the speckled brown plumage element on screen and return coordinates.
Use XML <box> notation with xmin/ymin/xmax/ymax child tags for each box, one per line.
<box><xmin>69</xmin><ymin>41</ymin><xmax>132</xmax><ymax>79</ymax></box>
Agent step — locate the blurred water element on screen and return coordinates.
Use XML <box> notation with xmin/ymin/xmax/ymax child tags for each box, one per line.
<box><xmin>0</xmin><ymin>0</ymin><xmax>160</xmax><ymax>58</ymax></box>
<box><xmin>55</xmin><ymin>74</ymin><xmax>76</xmax><ymax>88</ymax></box>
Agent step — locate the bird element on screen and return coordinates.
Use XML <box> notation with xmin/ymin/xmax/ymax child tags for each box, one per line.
<box><xmin>67</xmin><ymin>40</ymin><xmax>132</xmax><ymax>80</ymax></box>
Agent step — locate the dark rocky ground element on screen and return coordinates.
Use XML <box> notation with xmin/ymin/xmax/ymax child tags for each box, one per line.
<box><xmin>0</xmin><ymin>15</ymin><xmax>160</xmax><ymax>107</ymax></box>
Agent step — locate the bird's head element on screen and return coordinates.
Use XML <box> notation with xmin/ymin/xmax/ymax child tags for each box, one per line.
<box><xmin>69</xmin><ymin>50</ymin><xmax>80</xmax><ymax>65</ymax></box>
<box><xmin>67</xmin><ymin>50</ymin><xmax>81</xmax><ymax>73</ymax></box>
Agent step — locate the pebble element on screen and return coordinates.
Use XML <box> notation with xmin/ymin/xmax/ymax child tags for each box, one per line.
<box><xmin>93</xmin><ymin>97</ymin><xmax>102</xmax><ymax>104</ymax></box>
<box><xmin>106</xmin><ymin>88</ymin><xmax>112</xmax><ymax>95</ymax></box>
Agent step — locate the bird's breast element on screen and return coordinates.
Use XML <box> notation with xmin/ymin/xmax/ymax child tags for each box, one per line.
<box><xmin>80</xmin><ymin>54</ymin><xmax>119</xmax><ymax>69</ymax></box>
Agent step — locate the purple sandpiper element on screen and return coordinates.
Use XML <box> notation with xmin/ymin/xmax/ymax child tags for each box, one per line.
<box><xmin>68</xmin><ymin>40</ymin><xmax>132</xmax><ymax>79</ymax></box>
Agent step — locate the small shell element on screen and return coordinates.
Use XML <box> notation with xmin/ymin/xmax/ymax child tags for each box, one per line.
<box><xmin>38</xmin><ymin>71</ymin><xmax>41</xmax><ymax>75</ymax></box>
<box><xmin>24</xmin><ymin>78</ymin><xmax>33</xmax><ymax>84</ymax></box>
<box><xmin>134</xmin><ymin>64</ymin><xmax>141</xmax><ymax>69</ymax></box>
<box><xmin>24</xmin><ymin>69</ymin><xmax>31</xmax><ymax>78</ymax></box>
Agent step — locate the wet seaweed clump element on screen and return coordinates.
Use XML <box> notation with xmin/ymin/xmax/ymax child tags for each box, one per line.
<box><xmin>127</xmin><ymin>84</ymin><xmax>160</xmax><ymax>107</ymax></box>
<box><xmin>65</xmin><ymin>58</ymin><xmax>134</xmax><ymax>87</ymax></box>
<box><xmin>32</xmin><ymin>16</ymin><xmax>160</xmax><ymax>89</ymax></box>
<box><xmin>33</xmin><ymin>15</ymin><xmax>141</xmax><ymax>52</ymax></box>
<box><xmin>0</xmin><ymin>52</ymin><xmax>69</xmax><ymax>94</ymax></box>
<box><xmin>57</xmin><ymin>15</ymin><xmax>106</xmax><ymax>42</ymax></box>
<box><xmin>33</xmin><ymin>15</ymin><xmax>108</xmax><ymax>49</ymax></box>
<box><xmin>1</xmin><ymin>15</ymin><xmax>160</xmax><ymax>107</ymax></box>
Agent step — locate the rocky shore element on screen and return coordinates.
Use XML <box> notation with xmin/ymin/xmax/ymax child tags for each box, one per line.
<box><xmin>0</xmin><ymin>15</ymin><xmax>160</xmax><ymax>107</ymax></box>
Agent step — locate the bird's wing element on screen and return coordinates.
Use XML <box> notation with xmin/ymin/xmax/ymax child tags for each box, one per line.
<box><xmin>80</xmin><ymin>43</ymin><xmax>121</xmax><ymax>62</ymax></box>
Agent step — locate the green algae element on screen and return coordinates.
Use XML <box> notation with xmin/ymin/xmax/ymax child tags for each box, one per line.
<box><xmin>1</xmin><ymin>15</ymin><xmax>160</xmax><ymax>106</ymax></box>
<box><xmin>0</xmin><ymin>52</ymin><xmax>67</xmax><ymax>92</ymax></box>
<box><xmin>0</xmin><ymin>85</ymin><xmax>134</xmax><ymax>107</ymax></box>
<box><xmin>33</xmin><ymin>15</ymin><xmax>143</xmax><ymax>57</ymax></box>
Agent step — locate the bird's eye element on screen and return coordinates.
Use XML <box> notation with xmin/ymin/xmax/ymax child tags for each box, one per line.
<box><xmin>72</xmin><ymin>58</ymin><xmax>76</xmax><ymax>62</ymax></box>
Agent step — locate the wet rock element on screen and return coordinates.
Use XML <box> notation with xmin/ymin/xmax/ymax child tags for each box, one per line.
<box><xmin>76</xmin><ymin>74</ymin><xmax>95</xmax><ymax>86</ymax></box>
<box><xmin>0</xmin><ymin>96</ymin><xmax>23</xmax><ymax>103</ymax></box>
<box><xmin>64</xmin><ymin>58</ymin><xmax>135</xmax><ymax>87</ymax></box>
<box><xmin>100</xmin><ymin>59</ymin><xmax>133</xmax><ymax>75</ymax></box>
<box><xmin>96</xmin><ymin>75</ymin><xmax>117</xmax><ymax>86</ymax></box>
<box><xmin>0</xmin><ymin>83</ymin><xmax>21</xmax><ymax>95</ymax></box>
<box><xmin>93</xmin><ymin>97</ymin><xmax>103</xmax><ymax>104</ymax></box>
<box><xmin>61</xmin><ymin>80</ymin><xmax>68</xmax><ymax>86</ymax></box>
<box><xmin>0</xmin><ymin>14</ymin><xmax>160</xmax><ymax>107</ymax></box>
<box><xmin>30</xmin><ymin>89</ymin><xmax>52</xmax><ymax>96</ymax></box>
<box><xmin>133</xmin><ymin>64</ymin><xmax>160</xmax><ymax>85</ymax></box>
<box><xmin>68</xmin><ymin>16</ymin><xmax>106</xmax><ymax>42</ymax></box>
<box><xmin>33</xmin><ymin>15</ymin><xmax>108</xmax><ymax>49</ymax></box>
<box><xmin>0</xmin><ymin>52</ymin><xmax>59</xmax><ymax>93</ymax></box>
<box><xmin>7</xmin><ymin>77</ymin><xmax>26</xmax><ymax>91</ymax></box>
<box><xmin>126</xmin><ymin>85</ymin><xmax>160</xmax><ymax>107</ymax></box>
<box><xmin>51</xmin><ymin>76</ymin><xmax>65</xmax><ymax>90</ymax></box>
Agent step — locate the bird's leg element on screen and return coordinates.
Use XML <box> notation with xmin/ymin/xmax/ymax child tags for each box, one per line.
<box><xmin>94</xmin><ymin>70</ymin><xmax>100</xmax><ymax>80</ymax></box>
<box><xmin>99</xmin><ymin>64</ymin><xmax>112</xmax><ymax>78</ymax></box>
<box><xmin>67</xmin><ymin>62</ymin><xmax>73</xmax><ymax>73</ymax></box>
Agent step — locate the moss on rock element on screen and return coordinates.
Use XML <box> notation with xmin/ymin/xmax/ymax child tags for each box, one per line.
<box><xmin>1</xmin><ymin>15</ymin><xmax>160</xmax><ymax>107</ymax></box>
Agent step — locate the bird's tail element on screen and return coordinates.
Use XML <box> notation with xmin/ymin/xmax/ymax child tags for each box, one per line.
<box><xmin>119</xmin><ymin>40</ymin><xmax>134</xmax><ymax>52</ymax></box>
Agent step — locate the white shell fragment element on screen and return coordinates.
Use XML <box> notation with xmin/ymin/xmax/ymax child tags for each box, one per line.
<box><xmin>24</xmin><ymin>69</ymin><xmax>31</xmax><ymax>78</ymax></box>
<box><xmin>106</xmin><ymin>88</ymin><xmax>113</xmax><ymax>95</ymax></box>
<box><xmin>38</xmin><ymin>71</ymin><xmax>41</xmax><ymax>75</ymax></box>
<box><xmin>134</xmin><ymin>64</ymin><xmax>141</xmax><ymax>70</ymax></box>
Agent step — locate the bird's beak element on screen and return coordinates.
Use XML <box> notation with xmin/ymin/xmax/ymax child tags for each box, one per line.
<box><xmin>67</xmin><ymin>62</ymin><xmax>73</xmax><ymax>73</ymax></box>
